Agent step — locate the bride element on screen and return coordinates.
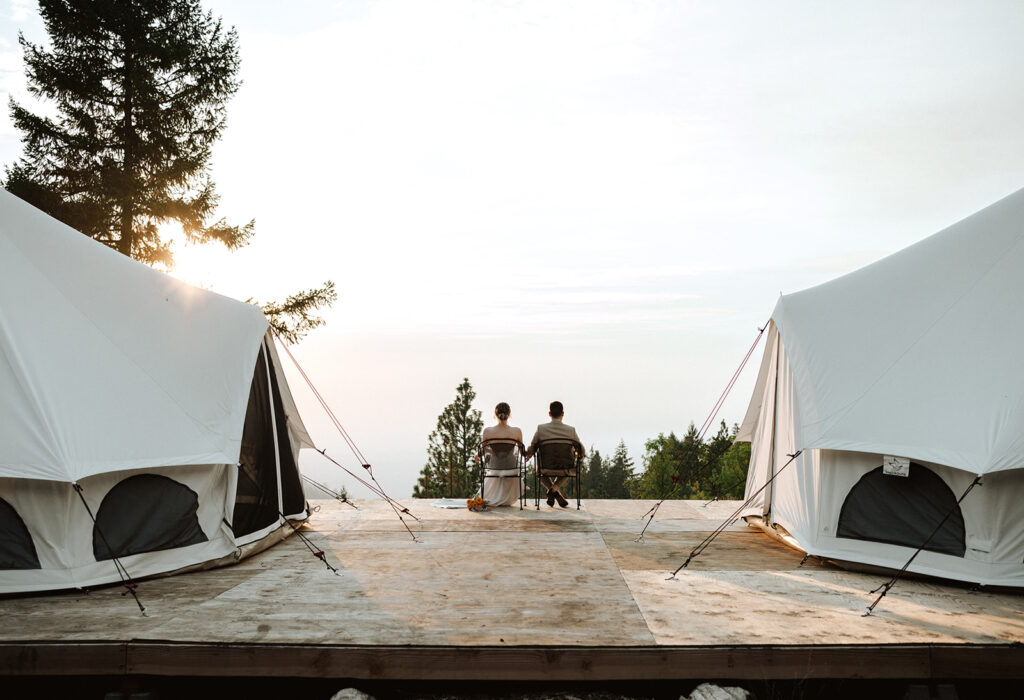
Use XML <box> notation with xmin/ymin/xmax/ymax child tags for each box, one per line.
<box><xmin>479</xmin><ymin>402</ymin><xmax>524</xmax><ymax>506</ymax></box>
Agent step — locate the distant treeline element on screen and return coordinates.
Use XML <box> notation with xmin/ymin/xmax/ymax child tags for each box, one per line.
<box><xmin>413</xmin><ymin>379</ymin><xmax>750</xmax><ymax>500</ymax></box>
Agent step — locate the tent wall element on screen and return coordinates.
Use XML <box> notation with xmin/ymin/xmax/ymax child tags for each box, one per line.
<box><xmin>742</xmin><ymin>359</ymin><xmax>1024</xmax><ymax>586</ymax></box>
<box><xmin>0</xmin><ymin>464</ymin><xmax>235</xmax><ymax>594</ymax></box>
<box><xmin>740</xmin><ymin>333</ymin><xmax>1024</xmax><ymax>586</ymax></box>
<box><xmin>1</xmin><ymin>192</ymin><xmax>315</xmax><ymax>594</ymax></box>
<box><xmin>809</xmin><ymin>451</ymin><xmax>1024</xmax><ymax>585</ymax></box>
<box><xmin>0</xmin><ymin>189</ymin><xmax>269</xmax><ymax>483</ymax></box>
<box><xmin>740</xmin><ymin>324</ymin><xmax>779</xmax><ymax>517</ymax></box>
<box><xmin>741</xmin><ymin>325</ymin><xmax>805</xmax><ymax>524</ymax></box>
<box><xmin>767</xmin><ymin>188</ymin><xmax>1024</xmax><ymax>476</ymax></box>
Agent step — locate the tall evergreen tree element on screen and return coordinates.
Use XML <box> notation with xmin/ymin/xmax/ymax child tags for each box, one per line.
<box><xmin>5</xmin><ymin>0</ymin><xmax>333</xmax><ymax>341</ymax></box>
<box><xmin>603</xmin><ymin>440</ymin><xmax>635</xmax><ymax>498</ymax></box>
<box><xmin>412</xmin><ymin>378</ymin><xmax>484</xmax><ymax>498</ymax></box>
<box><xmin>703</xmin><ymin>421</ymin><xmax>737</xmax><ymax>499</ymax></box>
<box><xmin>582</xmin><ymin>448</ymin><xmax>606</xmax><ymax>498</ymax></box>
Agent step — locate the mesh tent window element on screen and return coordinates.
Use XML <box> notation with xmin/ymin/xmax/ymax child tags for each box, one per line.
<box><xmin>232</xmin><ymin>339</ymin><xmax>305</xmax><ymax>537</ymax></box>
<box><xmin>92</xmin><ymin>474</ymin><xmax>208</xmax><ymax>561</ymax></box>
<box><xmin>837</xmin><ymin>463</ymin><xmax>966</xmax><ymax>557</ymax></box>
<box><xmin>0</xmin><ymin>497</ymin><xmax>41</xmax><ymax>570</ymax></box>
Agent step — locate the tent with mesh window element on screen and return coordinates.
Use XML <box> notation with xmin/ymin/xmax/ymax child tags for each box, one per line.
<box><xmin>737</xmin><ymin>187</ymin><xmax>1024</xmax><ymax>586</ymax></box>
<box><xmin>0</xmin><ymin>188</ymin><xmax>313</xmax><ymax>593</ymax></box>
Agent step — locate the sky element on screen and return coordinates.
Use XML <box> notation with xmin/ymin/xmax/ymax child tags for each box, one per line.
<box><xmin>3</xmin><ymin>1</ymin><xmax>1024</xmax><ymax>498</ymax></box>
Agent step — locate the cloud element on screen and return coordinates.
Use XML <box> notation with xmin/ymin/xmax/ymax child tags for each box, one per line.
<box><xmin>9</xmin><ymin>0</ymin><xmax>32</xmax><ymax>22</ymax></box>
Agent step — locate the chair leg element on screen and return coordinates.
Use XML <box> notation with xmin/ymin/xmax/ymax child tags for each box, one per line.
<box><xmin>535</xmin><ymin>469</ymin><xmax>540</xmax><ymax>510</ymax></box>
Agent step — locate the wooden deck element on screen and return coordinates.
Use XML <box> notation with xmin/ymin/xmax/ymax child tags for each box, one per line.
<box><xmin>2</xmin><ymin>499</ymin><xmax>1023</xmax><ymax>681</ymax></box>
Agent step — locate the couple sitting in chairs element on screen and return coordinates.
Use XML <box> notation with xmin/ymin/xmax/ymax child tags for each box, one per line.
<box><xmin>479</xmin><ymin>400</ymin><xmax>584</xmax><ymax>509</ymax></box>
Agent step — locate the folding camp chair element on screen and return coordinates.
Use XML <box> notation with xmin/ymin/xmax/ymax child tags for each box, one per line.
<box><xmin>533</xmin><ymin>438</ymin><xmax>583</xmax><ymax>510</ymax></box>
<box><xmin>479</xmin><ymin>438</ymin><xmax>525</xmax><ymax>510</ymax></box>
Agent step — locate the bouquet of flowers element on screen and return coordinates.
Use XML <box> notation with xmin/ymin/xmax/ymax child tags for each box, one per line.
<box><xmin>467</xmin><ymin>496</ymin><xmax>485</xmax><ymax>511</ymax></box>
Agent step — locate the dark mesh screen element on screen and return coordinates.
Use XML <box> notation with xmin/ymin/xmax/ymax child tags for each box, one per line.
<box><xmin>837</xmin><ymin>464</ymin><xmax>966</xmax><ymax>557</ymax></box>
<box><xmin>92</xmin><ymin>474</ymin><xmax>207</xmax><ymax>561</ymax></box>
<box><xmin>267</xmin><ymin>347</ymin><xmax>305</xmax><ymax>516</ymax></box>
<box><xmin>0</xmin><ymin>497</ymin><xmax>41</xmax><ymax>570</ymax></box>
<box><xmin>232</xmin><ymin>346</ymin><xmax>281</xmax><ymax>536</ymax></box>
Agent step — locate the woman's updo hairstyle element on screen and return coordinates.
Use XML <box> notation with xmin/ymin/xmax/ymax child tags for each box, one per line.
<box><xmin>495</xmin><ymin>402</ymin><xmax>511</xmax><ymax>421</ymax></box>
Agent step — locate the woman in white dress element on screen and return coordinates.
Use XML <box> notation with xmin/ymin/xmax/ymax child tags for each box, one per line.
<box><xmin>480</xmin><ymin>402</ymin><xmax>524</xmax><ymax>506</ymax></box>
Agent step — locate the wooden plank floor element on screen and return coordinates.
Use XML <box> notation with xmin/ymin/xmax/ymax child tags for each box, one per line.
<box><xmin>2</xmin><ymin>499</ymin><xmax>1023</xmax><ymax>680</ymax></box>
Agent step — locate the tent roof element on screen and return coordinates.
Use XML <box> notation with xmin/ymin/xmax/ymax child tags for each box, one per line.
<box><xmin>772</xmin><ymin>187</ymin><xmax>1024</xmax><ymax>474</ymax></box>
<box><xmin>0</xmin><ymin>189</ymin><xmax>269</xmax><ymax>482</ymax></box>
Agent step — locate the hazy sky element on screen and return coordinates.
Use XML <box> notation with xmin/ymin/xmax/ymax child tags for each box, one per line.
<box><xmin>4</xmin><ymin>1</ymin><xmax>1024</xmax><ymax>497</ymax></box>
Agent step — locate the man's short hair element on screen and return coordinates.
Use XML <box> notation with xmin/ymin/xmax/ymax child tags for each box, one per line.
<box><xmin>549</xmin><ymin>401</ymin><xmax>564</xmax><ymax>418</ymax></box>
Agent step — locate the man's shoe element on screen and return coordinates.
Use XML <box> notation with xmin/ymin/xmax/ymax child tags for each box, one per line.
<box><xmin>555</xmin><ymin>492</ymin><xmax>569</xmax><ymax>508</ymax></box>
<box><xmin>546</xmin><ymin>490</ymin><xmax>555</xmax><ymax>507</ymax></box>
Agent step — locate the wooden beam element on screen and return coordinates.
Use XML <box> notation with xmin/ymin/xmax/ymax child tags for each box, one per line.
<box><xmin>929</xmin><ymin>645</ymin><xmax>1024</xmax><ymax>679</ymax></box>
<box><xmin>0</xmin><ymin>642</ymin><xmax>125</xmax><ymax>675</ymax></box>
<box><xmin>3</xmin><ymin>642</ymin><xmax>1018</xmax><ymax>680</ymax></box>
<box><xmin>123</xmin><ymin>644</ymin><xmax>933</xmax><ymax>680</ymax></box>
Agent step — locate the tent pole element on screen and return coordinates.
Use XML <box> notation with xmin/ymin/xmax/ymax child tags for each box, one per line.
<box><xmin>261</xmin><ymin>339</ymin><xmax>285</xmax><ymax>517</ymax></box>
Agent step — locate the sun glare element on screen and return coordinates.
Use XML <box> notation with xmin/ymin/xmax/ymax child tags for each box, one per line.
<box><xmin>162</xmin><ymin>225</ymin><xmax>241</xmax><ymax>295</ymax></box>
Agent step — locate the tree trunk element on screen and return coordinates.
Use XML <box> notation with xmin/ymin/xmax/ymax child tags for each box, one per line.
<box><xmin>118</xmin><ymin>42</ymin><xmax>135</xmax><ymax>257</ymax></box>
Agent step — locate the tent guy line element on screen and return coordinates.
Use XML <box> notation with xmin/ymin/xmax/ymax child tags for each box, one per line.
<box><xmin>235</xmin><ymin>465</ymin><xmax>339</xmax><ymax>575</ymax></box>
<box><xmin>0</xmin><ymin>188</ymin><xmax>314</xmax><ymax>596</ymax></box>
<box><xmin>737</xmin><ymin>186</ymin><xmax>1024</xmax><ymax>594</ymax></box>
<box><xmin>667</xmin><ymin>450</ymin><xmax>803</xmax><ymax>579</ymax></box>
<box><xmin>301</xmin><ymin>474</ymin><xmax>359</xmax><ymax>509</ymax></box>
<box><xmin>71</xmin><ymin>482</ymin><xmax>146</xmax><ymax>616</ymax></box>
<box><xmin>275</xmin><ymin>335</ymin><xmax>372</xmax><ymax>465</ymax></box>
<box><xmin>864</xmin><ymin>475</ymin><xmax>984</xmax><ymax>616</ymax></box>
<box><xmin>697</xmin><ymin>320</ymin><xmax>771</xmax><ymax>439</ymax></box>
<box><xmin>637</xmin><ymin>322</ymin><xmax>768</xmax><ymax>542</ymax></box>
<box><xmin>657</xmin><ymin>187</ymin><xmax>1024</xmax><ymax>616</ymax></box>
<box><xmin>275</xmin><ymin>335</ymin><xmax>423</xmax><ymax>539</ymax></box>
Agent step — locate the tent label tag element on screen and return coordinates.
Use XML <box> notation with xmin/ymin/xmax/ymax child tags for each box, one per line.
<box><xmin>883</xmin><ymin>456</ymin><xmax>910</xmax><ymax>477</ymax></box>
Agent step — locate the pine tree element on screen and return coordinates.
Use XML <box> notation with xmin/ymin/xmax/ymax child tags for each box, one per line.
<box><xmin>603</xmin><ymin>440</ymin><xmax>635</xmax><ymax>498</ymax></box>
<box><xmin>5</xmin><ymin>0</ymin><xmax>333</xmax><ymax>341</ymax></box>
<box><xmin>412</xmin><ymin>378</ymin><xmax>484</xmax><ymax>498</ymax></box>
<box><xmin>582</xmin><ymin>448</ymin><xmax>606</xmax><ymax>498</ymax></box>
<box><xmin>702</xmin><ymin>421</ymin><xmax>737</xmax><ymax>499</ymax></box>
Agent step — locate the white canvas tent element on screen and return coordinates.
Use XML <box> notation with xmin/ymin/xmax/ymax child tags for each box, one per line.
<box><xmin>0</xmin><ymin>188</ymin><xmax>314</xmax><ymax>593</ymax></box>
<box><xmin>738</xmin><ymin>187</ymin><xmax>1024</xmax><ymax>587</ymax></box>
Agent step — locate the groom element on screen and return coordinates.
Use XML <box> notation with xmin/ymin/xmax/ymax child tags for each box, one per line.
<box><xmin>525</xmin><ymin>401</ymin><xmax>585</xmax><ymax>508</ymax></box>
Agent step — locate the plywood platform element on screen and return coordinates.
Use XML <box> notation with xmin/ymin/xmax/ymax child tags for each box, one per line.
<box><xmin>2</xmin><ymin>499</ymin><xmax>1023</xmax><ymax>681</ymax></box>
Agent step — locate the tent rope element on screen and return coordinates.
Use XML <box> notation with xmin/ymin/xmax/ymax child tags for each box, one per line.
<box><xmin>314</xmin><ymin>447</ymin><xmax>419</xmax><ymax>520</ymax></box>
<box><xmin>71</xmin><ymin>483</ymin><xmax>147</xmax><ymax>616</ymax></box>
<box><xmin>316</xmin><ymin>448</ymin><xmax>421</xmax><ymax>542</ymax></box>
<box><xmin>637</xmin><ymin>322</ymin><xmax>769</xmax><ymax>542</ymax></box>
<box><xmin>301</xmin><ymin>474</ymin><xmax>358</xmax><ymax>509</ymax></box>
<box><xmin>237</xmin><ymin>465</ymin><xmax>340</xmax><ymax>574</ymax></box>
<box><xmin>863</xmin><ymin>476</ymin><xmax>983</xmax><ymax>616</ymax></box>
<box><xmin>273</xmin><ymin>334</ymin><xmax>421</xmax><ymax>540</ymax></box>
<box><xmin>666</xmin><ymin>450</ymin><xmax>802</xmax><ymax>578</ymax></box>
